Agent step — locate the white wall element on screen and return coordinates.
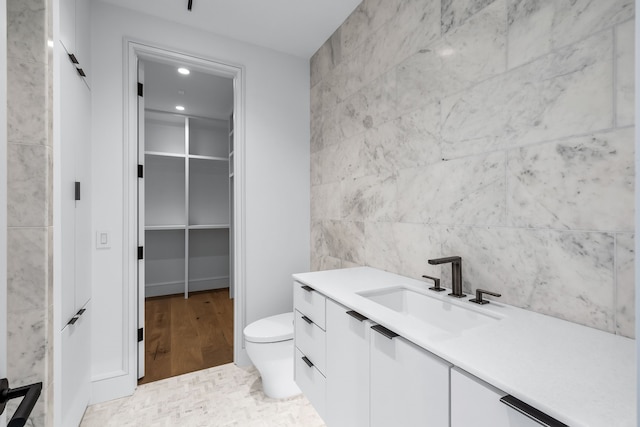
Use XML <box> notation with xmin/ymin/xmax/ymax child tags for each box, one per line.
<box><xmin>90</xmin><ymin>1</ymin><xmax>310</xmax><ymax>402</ymax></box>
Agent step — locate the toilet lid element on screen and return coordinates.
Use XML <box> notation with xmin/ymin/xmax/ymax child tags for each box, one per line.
<box><xmin>243</xmin><ymin>312</ymin><xmax>294</xmax><ymax>343</ymax></box>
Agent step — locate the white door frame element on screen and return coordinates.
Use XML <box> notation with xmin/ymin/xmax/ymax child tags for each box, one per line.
<box><xmin>124</xmin><ymin>40</ymin><xmax>246</xmax><ymax>387</ymax></box>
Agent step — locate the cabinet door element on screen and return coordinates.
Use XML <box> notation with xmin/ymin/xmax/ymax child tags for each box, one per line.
<box><xmin>326</xmin><ymin>300</ymin><xmax>371</xmax><ymax>427</ymax></box>
<box><xmin>370</xmin><ymin>330</ymin><xmax>450</xmax><ymax>427</ymax></box>
<box><xmin>451</xmin><ymin>368</ymin><xmax>551</xmax><ymax>427</ymax></box>
<box><xmin>74</xmin><ymin>81</ymin><xmax>91</xmax><ymax>311</ymax></box>
<box><xmin>60</xmin><ymin>48</ymin><xmax>79</xmax><ymax>326</ymax></box>
<box><xmin>74</xmin><ymin>0</ymin><xmax>91</xmax><ymax>87</ymax></box>
<box><xmin>59</xmin><ymin>0</ymin><xmax>76</xmax><ymax>55</ymax></box>
<box><xmin>60</xmin><ymin>301</ymin><xmax>91</xmax><ymax>427</ymax></box>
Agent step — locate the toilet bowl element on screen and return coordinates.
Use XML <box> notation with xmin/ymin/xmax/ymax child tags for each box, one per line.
<box><xmin>243</xmin><ymin>312</ymin><xmax>301</xmax><ymax>399</ymax></box>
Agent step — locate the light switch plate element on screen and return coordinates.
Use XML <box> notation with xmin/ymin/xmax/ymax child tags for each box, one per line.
<box><xmin>96</xmin><ymin>231</ymin><xmax>110</xmax><ymax>249</ymax></box>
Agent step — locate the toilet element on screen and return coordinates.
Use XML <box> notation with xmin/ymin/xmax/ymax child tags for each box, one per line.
<box><xmin>243</xmin><ymin>312</ymin><xmax>301</xmax><ymax>399</ymax></box>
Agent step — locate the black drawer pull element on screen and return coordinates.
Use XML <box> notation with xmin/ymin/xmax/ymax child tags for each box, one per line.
<box><xmin>302</xmin><ymin>356</ymin><xmax>314</xmax><ymax>368</ymax></box>
<box><xmin>76</xmin><ymin>308</ymin><xmax>86</xmax><ymax>316</ymax></box>
<box><xmin>371</xmin><ymin>324</ymin><xmax>399</xmax><ymax>339</ymax></box>
<box><xmin>301</xmin><ymin>315</ymin><xmax>313</xmax><ymax>324</ymax></box>
<box><xmin>67</xmin><ymin>316</ymin><xmax>79</xmax><ymax>326</ymax></box>
<box><xmin>499</xmin><ymin>395</ymin><xmax>568</xmax><ymax>427</ymax></box>
<box><xmin>301</xmin><ymin>285</ymin><xmax>314</xmax><ymax>292</ymax></box>
<box><xmin>346</xmin><ymin>310</ymin><xmax>367</xmax><ymax>322</ymax></box>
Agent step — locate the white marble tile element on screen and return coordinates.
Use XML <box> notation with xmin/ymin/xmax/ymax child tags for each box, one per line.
<box><xmin>323</xmin><ymin>220</ymin><xmax>365</xmax><ymax>264</ymax></box>
<box><xmin>362</xmin><ymin>102</ymin><xmax>442</xmax><ymax>175</ymax></box>
<box><xmin>364</xmin><ymin>222</ymin><xmax>441</xmax><ymax>280</ymax></box>
<box><xmin>507</xmin><ymin>128</ymin><xmax>634</xmax><ymax>231</ymax></box>
<box><xmin>397</xmin><ymin>0</ymin><xmax>507</xmax><ymax>114</ymax></box>
<box><xmin>338</xmin><ymin>70</ymin><xmax>397</xmax><ymax>140</ymax></box>
<box><xmin>313</xmin><ymin>255</ymin><xmax>343</xmax><ymax>272</ymax></box>
<box><xmin>441</xmin><ymin>0</ymin><xmax>498</xmax><ymax>34</ymax></box>
<box><xmin>442</xmin><ymin>30</ymin><xmax>614</xmax><ymax>158</ymax></box>
<box><xmin>615</xmin><ymin>233</ymin><xmax>635</xmax><ymax>338</ymax></box>
<box><xmin>314</xmin><ymin>132</ymin><xmax>368</xmax><ymax>185</ymax></box>
<box><xmin>340</xmin><ymin>0</ymin><xmax>402</xmax><ymax>60</ymax></box>
<box><xmin>616</xmin><ymin>19</ymin><xmax>635</xmax><ymax>127</ymax></box>
<box><xmin>7</xmin><ymin>306</ymin><xmax>47</xmax><ymax>387</ymax></box>
<box><xmin>397</xmin><ymin>151</ymin><xmax>506</xmax><ymax>226</ymax></box>
<box><xmin>311</xmin><ymin>220</ymin><xmax>325</xmax><ymax>262</ymax></box>
<box><xmin>8</xmin><ymin>59</ymin><xmax>47</xmax><ymax>145</ymax></box>
<box><xmin>441</xmin><ymin>227</ymin><xmax>616</xmax><ymax>332</ymax></box>
<box><xmin>508</xmin><ymin>0</ymin><xmax>634</xmax><ymax>68</ymax></box>
<box><xmin>82</xmin><ymin>364</ymin><xmax>325</xmax><ymax>427</ymax></box>
<box><xmin>8</xmin><ymin>144</ymin><xmax>49</xmax><ymax>227</ymax></box>
<box><xmin>7</xmin><ymin>0</ymin><xmax>46</xmax><ymax>64</ymax></box>
<box><xmin>311</xmin><ymin>182</ymin><xmax>341</xmax><ymax>221</ymax></box>
<box><xmin>341</xmin><ymin>174</ymin><xmax>397</xmax><ymax>222</ymax></box>
<box><xmin>310</xmin><ymin>29</ymin><xmax>342</xmax><ymax>88</ymax></box>
<box><xmin>8</xmin><ymin>227</ymin><xmax>48</xmax><ymax>314</ymax></box>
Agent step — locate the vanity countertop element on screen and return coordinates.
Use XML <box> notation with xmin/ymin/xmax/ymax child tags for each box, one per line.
<box><xmin>292</xmin><ymin>267</ymin><xmax>636</xmax><ymax>427</ymax></box>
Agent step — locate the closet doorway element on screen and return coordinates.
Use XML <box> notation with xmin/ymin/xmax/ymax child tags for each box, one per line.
<box><xmin>132</xmin><ymin>46</ymin><xmax>242</xmax><ymax>385</ymax></box>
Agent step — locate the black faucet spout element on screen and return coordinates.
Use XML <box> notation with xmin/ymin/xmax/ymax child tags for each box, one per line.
<box><xmin>427</xmin><ymin>256</ymin><xmax>465</xmax><ymax>298</ymax></box>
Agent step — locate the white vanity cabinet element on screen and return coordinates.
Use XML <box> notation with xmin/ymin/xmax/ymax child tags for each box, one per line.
<box><xmin>451</xmin><ymin>368</ymin><xmax>565</xmax><ymax>427</ymax></box>
<box><xmin>325</xmin><ymin>300</ymin><xmax>372</xmax><ymax>427</ymax></box>
<box><xmin>293</xmin><ymin>282</ymin><xmax>327</xmax><ymax>419</ymax></box>
<box><xmin>370</xmin><ymin>326</ymin><xmax>451</xmax><ymax>427</ymax></box>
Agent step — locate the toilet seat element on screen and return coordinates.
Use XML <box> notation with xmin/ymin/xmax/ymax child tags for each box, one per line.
<box><xmin>244</xmin><ymin>312</ymin><xmax>293</xmax><ymax>343</ymax></box>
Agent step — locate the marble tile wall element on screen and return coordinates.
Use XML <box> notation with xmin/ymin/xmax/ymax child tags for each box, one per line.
<box><xmin>6</xmin><ymin>0</ymin><xmax>52</xmax><ymax>425</ymax></box>
<box><xmin>310</xmin><ymin>0</ymin><xmax>636</xmax><ymax>338</ymax></box>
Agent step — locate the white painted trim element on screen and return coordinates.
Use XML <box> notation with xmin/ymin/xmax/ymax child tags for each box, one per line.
<box><xmin>0</xmin><ymin>0</ymin><xmax>7</xmax><ymax>425</ymax></box>
<box><xmin>108</xmin><ymin>39</ymin><xmax>248</xmax><ymax>397</ymax></box>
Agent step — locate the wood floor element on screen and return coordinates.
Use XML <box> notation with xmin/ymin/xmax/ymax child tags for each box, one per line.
<box><xmin>139</xmin><ymin>288</ymin><xmax>234</xmax><ymax>385</ymax></box>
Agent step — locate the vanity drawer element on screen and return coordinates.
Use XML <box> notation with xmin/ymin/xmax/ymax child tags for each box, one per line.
<box><xmin>295</xmin><ymin>310</ymin><xmax>326</xmax><ymax>375</ymax></box>
<box><xmin>295</xmin><ymin>348</ymin><xmax>326</xmax><ymax>419</ymax></box>
<box><xmin>293</xmin><ymin>281</ymin><xmax>326</xmax><ymax>330</ymax></box>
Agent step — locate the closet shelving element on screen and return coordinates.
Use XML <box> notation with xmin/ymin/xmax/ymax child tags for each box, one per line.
<box><xmin>144</xmin><ymin>111</ymin><xmax>230</xmax><ymax>298</ymax></box>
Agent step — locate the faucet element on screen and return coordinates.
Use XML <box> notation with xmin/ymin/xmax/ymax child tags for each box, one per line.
<box><xmin>428</xmin><ymin>256</ymin><xmax>465</xmax><ymax>298</ymax></box>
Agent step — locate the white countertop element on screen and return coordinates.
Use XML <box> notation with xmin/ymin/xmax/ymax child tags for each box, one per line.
<box><xmin>292</xmin><ymin>267</ymin><xmax>636</xmax><ymax>427</ymax></box>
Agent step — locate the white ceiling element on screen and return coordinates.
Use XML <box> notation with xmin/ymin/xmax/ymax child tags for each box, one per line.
<box><xmin>99</xmin><ymin>0</ymin><xmax>361</xmax><ymax>58</ymax></box>
<box><xmin>142</xmin><ymin>58</ymin><xmax>234</xmax><ymax>120</ymax></box>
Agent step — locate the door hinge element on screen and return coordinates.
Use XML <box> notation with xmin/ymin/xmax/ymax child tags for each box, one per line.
<box><xmin>138</xmin><ymin>328</ymin><xmax>144</xmax><ymax>342</ymax></box>
<box><xmin>75</xmin><ymin>182</ymin><xmax>81</xmax><ymax>201</ymax></box>
<box><xmin>138</xmin><ymin>246</ymin><xmax>144</xmax><ymax>260</ymax></box>
<box><xmin>137</xmin><ymin>82</ymin><xmax>143</xmax><ymax>97</ymax></box>
<box><xmin>138</xmin><ymin>164</ymin><xmax>144</xmax><ymax>178</ymax></box>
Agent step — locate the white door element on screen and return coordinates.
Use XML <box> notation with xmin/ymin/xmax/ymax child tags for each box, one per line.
<box><xmin>370</xmin><ymin>328</ymin><xmax>451</xmax><ymax>427</ymax></box>
<box><xmin>325</xmin><ymin>300</ymin><xmax>371</xmax><ymax>427</ymax></box>
<box><xmin>137</xmin><ymin>60</ymin><xmax>146</xmax><ymax>379</ymax></box>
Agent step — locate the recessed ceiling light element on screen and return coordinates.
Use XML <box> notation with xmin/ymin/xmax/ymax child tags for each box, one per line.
<box><xmin>178</xmin><ymin>67</ymin><xmax>190</xmax><ymax>75</ymax></box>
<box><xmin>175</xmin><ymin>105</ymin><xmax>185</xmax><ymax>111</ymax></box>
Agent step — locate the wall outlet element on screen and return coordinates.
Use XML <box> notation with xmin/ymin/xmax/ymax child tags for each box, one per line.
<box><xmin>96</xmin><ymin>231</ymin><xmax>110</xmax><ymax>249</ymax></box>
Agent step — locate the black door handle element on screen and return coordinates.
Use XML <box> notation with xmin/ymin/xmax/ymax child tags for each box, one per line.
<box><xmin>371</xmin><ymin>324</ymin><xmax>399</xmax><ymax>339</ymax></box>
<box><xmin>346</xmin><ymin>310</ymin><xmax>367</xmax><ymax>322</ymax></box>
<box><xmin>301</xmin><ymin>285</ymin><xmax>313</xmax><ymax>292</ymax></box>
<box><xmin>0</xmin><ymin>378</ymin><xmax>43</xmax><ymax>427</ymax></box>
<box><xmin>301</xmin><ymin>315</ymin><xmax>313</xmax><ymax>324</ymax></box>
<box><xmin>500</xmin><ymin>395</ymin><xmax>568</xmax><ymax>427</ymax></box>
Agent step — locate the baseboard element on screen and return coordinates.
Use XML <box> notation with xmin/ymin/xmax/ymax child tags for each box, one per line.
<box><xmin>145</xmin><ymin>277</ymin><xmax>229</xmax><ymax>297</ymax></box>
<box><xmin>90</xmin><ymin>371</ymin><xmax>135</xmax><ymax>405</ymax></box>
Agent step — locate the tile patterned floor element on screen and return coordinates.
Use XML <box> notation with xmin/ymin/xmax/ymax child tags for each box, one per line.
<box><xmin>81</xmin><ymin>364</ymin><xmax>325</xmax><ymax>427</ymax></box>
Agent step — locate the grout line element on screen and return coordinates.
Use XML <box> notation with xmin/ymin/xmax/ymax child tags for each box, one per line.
<box><xmin>440</xmin><ymin>125</ymin><xmax>629</xmax><ymax>162</ymax></box>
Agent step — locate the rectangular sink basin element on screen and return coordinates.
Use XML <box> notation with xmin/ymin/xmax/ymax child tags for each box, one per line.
<box><xmin>358</xmin><ymin>287</ymin><xmax>501</xmax><ymax>334</ymax></box>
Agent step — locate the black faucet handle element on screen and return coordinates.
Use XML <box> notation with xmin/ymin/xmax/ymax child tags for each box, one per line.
<box><xmin>470</xmin><ymin>289</ymin><xmax>502</xmax><ymax>305</ymax></box>
<box><xmin>422</xmin><ymin>275</ymin><xmax>446</xmax><ymax>292</ymax></box>
<box><xmin>428</xmin><ymin>256</ymin><xmax>461</xmax><ymax>265</ymax></box>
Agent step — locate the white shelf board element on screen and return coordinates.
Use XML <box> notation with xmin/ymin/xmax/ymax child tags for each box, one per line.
<box><xmin>145</xmin><ymin>151</ymin><xmax>185</xmax><ymax>158</ymax></box>
<box><xmin>189</xmin><ymin>154</ymin><xmax>228</xmax><ymax>161</ymax></box>
<box><xmin>145</xmin><ymin>225</ymin><xmax>186</xmax><ymax>231</ymax></box>
<box><xmin>188</xmin><ymin>224</ymin><xmax>230</xmax><ymax>230</ymax></box>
